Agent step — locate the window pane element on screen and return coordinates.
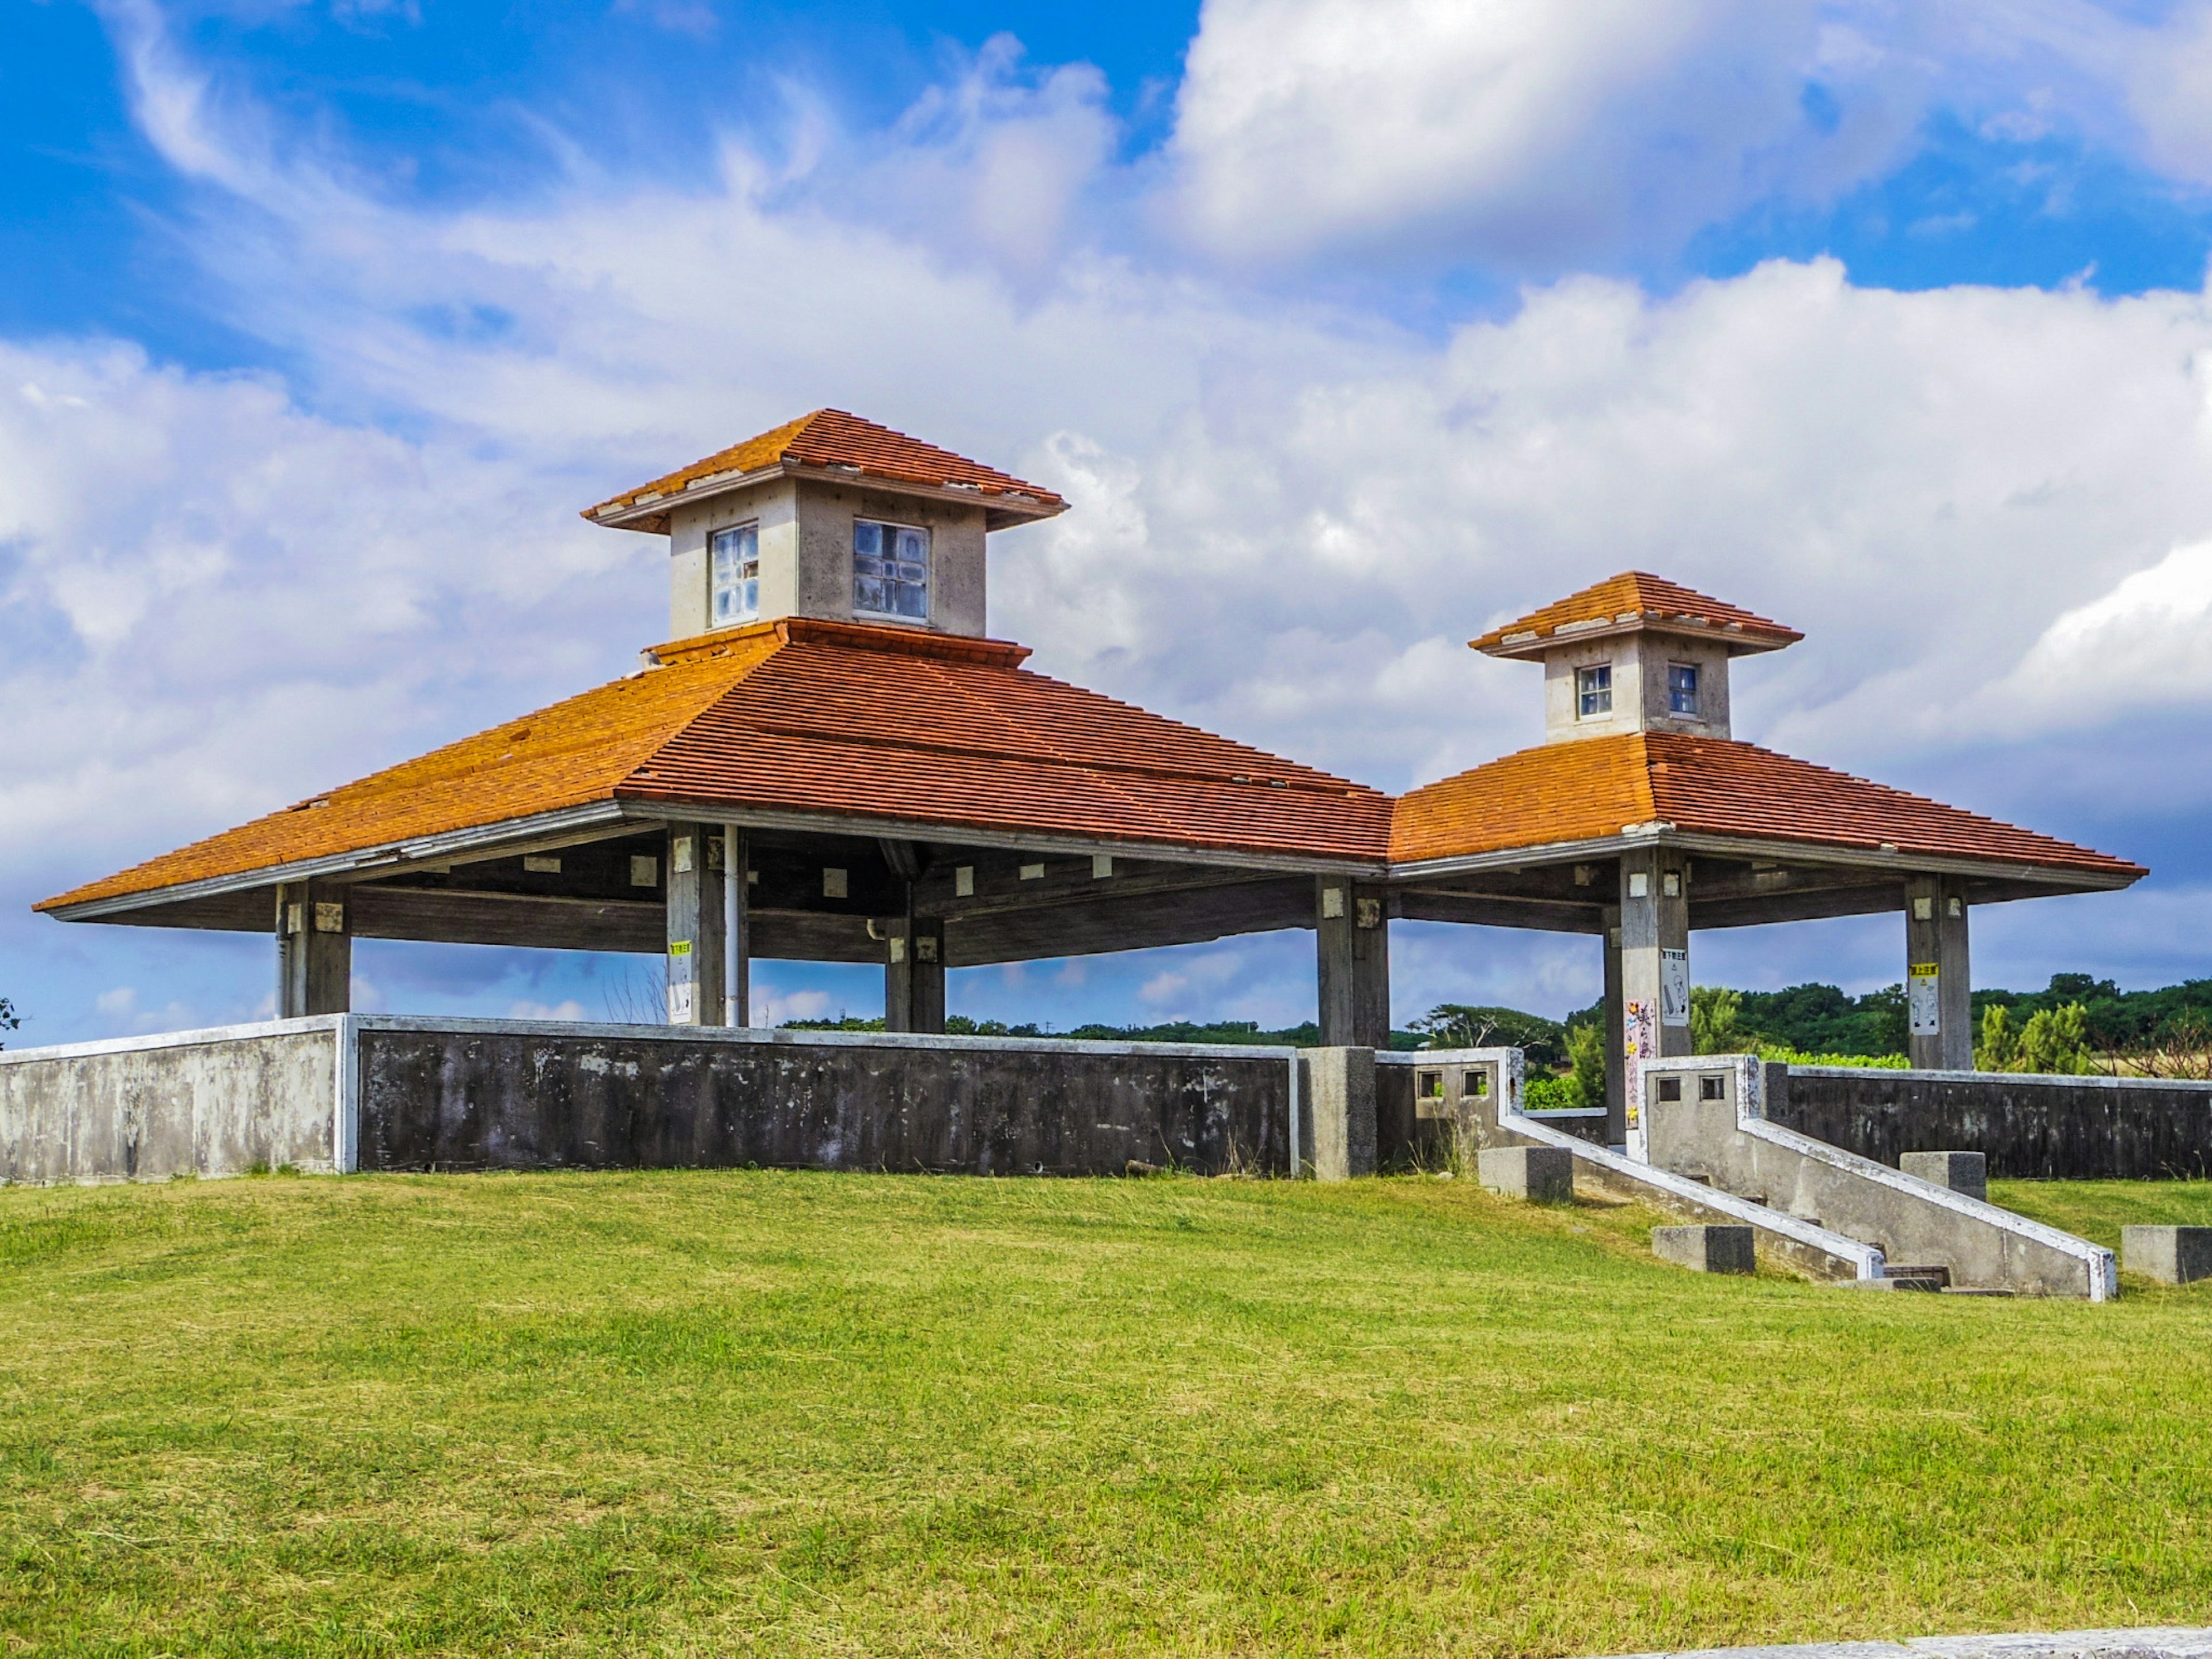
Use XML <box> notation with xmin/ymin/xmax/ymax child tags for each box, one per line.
<box><xmin>854</xmin><ymin>518</ymin><xmax>928</xmax><ymax>618</ymax></box>
<box><xmin>710</xmin><ymin>523</ymin><xmax>760</xmax><ymax>624</ymax></box>
<box><xmin>1576</xmin><ymin>664</ymin><xmax>1612</xmax><ymax>718</ymax></box>
<box><xmin>1668</xmin><ymin>663</ymin><xmax>1699</xmax><ymax>714</ymax></box>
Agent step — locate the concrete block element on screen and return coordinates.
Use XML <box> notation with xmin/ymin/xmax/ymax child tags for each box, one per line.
<box><xmin>1652</xmin><ymin>1224</ymin><xmax>1756</xmax><ymax>1275</ymax></box>
<box><xmin>2122</xmin><ymin>1225</ymin><xmax>2212</xmax><ymax>1285</ymax></box>
<box><xmin>1477</xmin><ymin>1145</ymin><xmax>1574</xmax><ymax>1203</ymax></box>
<box><xmin>1901</xmin><ymin>1150</ymin><xmax>1987</xmax><ymax>1202</ymax></box>
<box><xmin>1304</xmin><ymin>1047</ymin><xmax>1376</xmax><ymax>1181</ymax></box>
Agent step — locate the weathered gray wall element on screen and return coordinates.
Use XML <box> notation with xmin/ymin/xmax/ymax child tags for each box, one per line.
<box><xmin>1771</xmin><ymin>1066</ymin><xmax>2212</xmax><ymax>1180</ymax></box>
<box><xmin>354</xmin><ymin>1025</ymin><xmax>1293</xmax><ymax>1176</ymax></box>
<box><xmin>0</xmin><ymin>1022</ymin><xmax>340</xmax><ymax>1184</ymax></box>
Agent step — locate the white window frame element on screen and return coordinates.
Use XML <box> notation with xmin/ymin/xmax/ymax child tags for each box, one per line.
<box><xmin>1666</xmin><ymin>661</ymin><xmax>1700</xmax><ymax>716</ymax></box>
<box><xmin>710</xmin><ymin>521</ymin><xmax>760</xmax><ymax>627</ymax></box>
<box><xmin>853</xmin><ymin>516</ymin><xmax>930</xmax><ymax>622</ymax></box>
<box><xmin>1576</xmin><ymin>663</ymin><xmax>1613</xmax><ymax>719</ymax></box>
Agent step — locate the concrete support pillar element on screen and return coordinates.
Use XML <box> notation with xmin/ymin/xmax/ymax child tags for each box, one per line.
<box><xmin>723</xmin><ymin>827</ymin><xmax>751</xmax><ymax>1028</ymax></box>
<box><xmin>1316</xmin><ymin>878</ymin><xmax>1390</xmax><ymax>1049</ymax></box>
<box><xmin>1601</xmin><ymin>903</ymin><xmax>1625</xmax><ymax>1147</ymax></box>
<box><xmin>1905</xmin><ymin>874</ymin><xmax>1972</xmax><ymax>1071</ymax></box>
<box><xmin>1303</xmin><ymin>1046</ymin><xmax>1376</xmax><ymax>1180</ymax></box>
<box><xmin>664</xmin><ymin>824</ymin><xmax>726</xmax><ymax>1027</ymax></box>
<box><xmin>1618</xmin><ymin>846</ymin><xmax>1691</xmax><ymax>1157</ymax></box>
<box><xmin>884</xmin><ymin>915</ymin><xmax>946</xmax><ymax>1035</ymax></box>
<box><xmin>275</xmin><ymin>879</ymin><xmax>351</xmax><ymax>1017</ymax></box>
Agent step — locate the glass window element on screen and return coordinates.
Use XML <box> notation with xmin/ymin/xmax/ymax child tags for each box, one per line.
<box><xmin>710</xmin><ymin>522</ymin><xmax>759</xmax><ymax>626</ymax></box>
<box><xmin>854</xmin><ymin>518</ymin><xmax>930</xmax><ymax>619</ymax></box>
<box><xmin>1668</xmin><ymin>662</ymin><xmax>1700</xmax><ymax>715</ymax></box>
<box><xmin>1576</xmin><ymin>664</ymin><xmax>1612</xmax><ymax>718</ymax></box>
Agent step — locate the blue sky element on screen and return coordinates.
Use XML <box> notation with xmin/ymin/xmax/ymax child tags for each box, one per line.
<box><xmin>7</xmin><ymin>0</ymin><xmax>2212</xmax><ymax>1045</ymax></box>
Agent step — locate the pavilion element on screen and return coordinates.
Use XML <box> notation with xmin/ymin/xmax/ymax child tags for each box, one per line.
<box><xmin>38</xmin><ymin>410</ymin><xmax>2145</xmax><ymax>1145</ymax></box>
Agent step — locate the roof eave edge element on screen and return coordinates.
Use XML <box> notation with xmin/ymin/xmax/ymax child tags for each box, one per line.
<box><xmin>1474</xmin><ymin>620</ymin><xmax>1799</xmax><ymax>660</ymax></box>
<box><xmin>615</xmin><ymin>796</ymin><xmax>1386</xmax><ymax>876</ymax></box>
<box><xmin>39</xmin><ymin>801</ymin><xmax>632</xmax><ymax>923</ymax></box>
<box><xmin>1388</xmin><ymin>828</ymin><xmax>2144</xmax><ymax>888</ymax></box>
<box><xmin>588</xmin><ymin>460</ymin><xmax>1068</xmax><ymax>531</ymax></box>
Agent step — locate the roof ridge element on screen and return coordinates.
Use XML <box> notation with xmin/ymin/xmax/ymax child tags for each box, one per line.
<box><xmin>646</xmin><ymin>618</ymin><xmax>1034</xmax><ymax>669</ymax></box>
<box><xmin>1471</xmin><ymin>571</ymin><xmax>1802</xmax><ymax>658</ymax></box>
<box><xmin>585</xmin><ymin>409</ymin><xmax>1067</xmax><ymax>529</ymax></box>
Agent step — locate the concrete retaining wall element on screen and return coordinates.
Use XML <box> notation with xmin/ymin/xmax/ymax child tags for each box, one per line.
<box><xmin>355</xmin><ymin>1018</ymin><xmax>1296</xmax><ymax>1176</ymax></box>
<box><xmin>0</xmin><ymin>1016</ymin><xmax>1302</xmax><ymax>1184</ymax></box>
<box><xmin>1772</xmin><ymin>1066</ymin><xmax>2212</xmax><ymax>1180</ymax></box>
<box><xmin>0</xmin><ymin>1020</ymin><xmax>345</xmax><ymax>1184</ymax></box>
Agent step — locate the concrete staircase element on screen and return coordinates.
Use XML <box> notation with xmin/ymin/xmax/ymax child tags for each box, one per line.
<box><xmin>1632</xmin><ymin>1054</ymin><xmax>2113</xmax><ymax>1300</ymax></box>
<box><xmin>1402</xmin><ymin>1047</ymin><xmax>2115</xmax><ymax>1300</ymax></box>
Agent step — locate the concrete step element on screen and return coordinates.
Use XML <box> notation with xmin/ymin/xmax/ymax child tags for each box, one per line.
<box><xmin>1884</xmin><ymin>1263</ymin><xmax>1952</xmax><ymax>1287</ymax></box>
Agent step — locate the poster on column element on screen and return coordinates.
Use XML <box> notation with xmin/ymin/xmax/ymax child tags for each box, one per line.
<box><xmin>1660</xmin><ymin>948</ymin><xmax>1690</xmax><ymax>1027</ymax></box>
<box><xmin>1908</xmin><ymin>963</ymin><xmax>1940</xmax><ymax>1036</ymax></box>
<box><xmin>1623</xmin><ymin>997</ymin><xmax>1657</xmax><ymax>1156</ymax></box>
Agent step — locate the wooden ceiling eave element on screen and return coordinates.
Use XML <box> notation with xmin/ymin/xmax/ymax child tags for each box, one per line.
<box><xmin>1384</xmin><ymin>830</ymin><xmax>2141</xmax><ymax>895</ymax></box>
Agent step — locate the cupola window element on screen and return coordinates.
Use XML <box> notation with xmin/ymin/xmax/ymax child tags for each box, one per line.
<box><xmin>1576</xmin><ymin>664</ymin><xmax>1612</xmax><ymax>718</ymax></box>
<box><xmin>854</xmin><ymin>519</ymin><xmax>930</xmax><ymax>619</ymax></box>
<box><xmin>710</xmin><ymin>522</ymin><xmax>759</xmax><ymax>626</ymax></box>
<box><xmin>1668</xmin><ymin>662</ymin><xmax>1700</xmax><ymax>715</ymax></box>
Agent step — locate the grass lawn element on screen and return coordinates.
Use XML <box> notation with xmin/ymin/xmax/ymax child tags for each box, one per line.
<box><xmin>3</xmin><ymin>1171</ymin><xmax>2211</xmax><ymax>1657</ymax></box>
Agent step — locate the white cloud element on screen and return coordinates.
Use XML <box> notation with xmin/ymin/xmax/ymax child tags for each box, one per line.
<box><xmin>1986</xmin><ymin>539</ymin><xmax>2212</xmax><ymax>729</ymax></box>
<box><xmin>507</xmin><ymin>998</ymin><xmax>588</xmax><ymax>1022</ymax></box>
<box><xmin>1166</xmin><ymin>0</ymin><xmax>1923</xmax><ymax>266</ymax></box>
<box><xmin>1162</xmin><ymin>0</ymin><xmax>2212</xmax><ymax>272</ymax></box>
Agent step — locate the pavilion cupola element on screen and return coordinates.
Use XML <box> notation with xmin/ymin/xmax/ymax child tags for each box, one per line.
<box><xmin>584</xmin><ymin>409</ymin><xmax>1067</xmax><ymax>643</ymax></box>
<box><xmin>1470</xmin><ymin>571</ymin><xmax>1803</xmax><ymax>745</ymax></box>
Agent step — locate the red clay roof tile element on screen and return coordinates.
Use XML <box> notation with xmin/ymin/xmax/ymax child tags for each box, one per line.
<box><xmin>40</xmin><ymin>620</ymin><xmax>1390</xmax><ymax>911</ymax></box>
<box><xmin>40</xmin><ymin>626</ymin><xmax>2141</xmax><ymax>915</ymax></box>
<box><xmin>1391</xmin><ymin>730</ymin><xmax>2142</xmax><ymax>877</ymax></box>
<box><xmin>1471</xmin><ymin>571</ymin><xmax>1802</xmax><ymax>657</ymax></box>
<box><xmin>586</xmin><ymin>410</ymin><xmax>1067</xmax><ymax>532</ymax></box>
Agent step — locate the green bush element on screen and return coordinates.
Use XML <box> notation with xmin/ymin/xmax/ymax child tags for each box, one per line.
<box><xmin>1521</xmin><ymin>1073</ymin><xmax>1578</xmax><ymax>1111</ymax></box>
<box><xmin>1690</xmin><ymin>986</ymin><xmax>1751</xmax><ymax>1054</ymax></box>
<box><xmin>1977</xmin><ymin>1002</ymin><xmax>2092</xmax><ymax>1074</ymax></box>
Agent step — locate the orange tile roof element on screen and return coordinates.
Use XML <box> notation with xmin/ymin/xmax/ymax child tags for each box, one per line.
<box><xmin>1471</xmin><ymin>571</ymin><xmax>1802</xmax><ymax>657</ymax></box>
<box><xmin>41</xmin><ymin>620</ymin><xmax>1391</xmax><ymax>912</ymax></box>
<box><xmin>586</xmin><ymin>410</ymin><xmax>1067</xmax><ymax>533</ymax></box>
<box><xmin>43</xmin><ymin>631</ymin><xmax>2142</xmax><ymax>916</ymax></box>
<box><xmin>1392</xmin><ymin>730</ymin><xmax>2144</xmax><ymax>878</ymax></box>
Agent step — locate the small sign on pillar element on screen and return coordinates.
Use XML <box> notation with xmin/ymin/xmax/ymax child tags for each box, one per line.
<box><xmin>668</xmin><ymin>938</ymin><xmax>695</xmax><ymax>1023</ymax></box>
<box><xmin>1908</xmin><ymin>962</ymin><xmax>1940</xmax><ymax>1036</ymax></box>
<box><xmin>1659</xmin><ymin>947</ymin><xmax>1690</xmax><ymax>1027</ymax></box>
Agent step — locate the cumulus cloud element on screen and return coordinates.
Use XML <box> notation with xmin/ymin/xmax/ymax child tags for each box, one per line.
<box><xmin>1986</xmin><ymin>539</ymin><xmax>2212</xmax><ymax>730</ymax></box>
<box><xmin>1162</xmin><ymin>0</ymin><xmax>2212</xmax><ymax>272</ymax></box>
<box><xmin>1166</xmin><ymin>0</ymin><xmax>1923</xmax><ymax>267</ymax></box>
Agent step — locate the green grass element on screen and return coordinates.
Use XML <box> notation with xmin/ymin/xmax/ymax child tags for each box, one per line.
<box><xmin>1991</xmin><ymin>1177</ymin><xmax>2212</xmax><ymax>1251</ymax></box>
<box><xmin>3</xmin><ymin>1171</ymin><xmax>2210</xmax><ymax>1657</ymax></box>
